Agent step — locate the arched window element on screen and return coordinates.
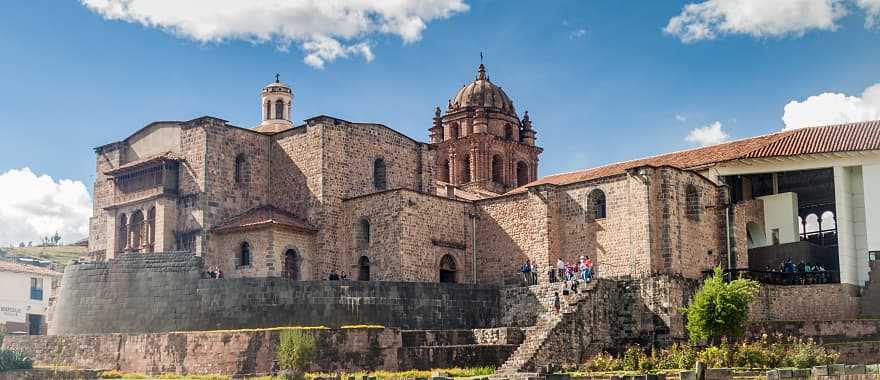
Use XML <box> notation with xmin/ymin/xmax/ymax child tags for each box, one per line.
<box><xmin>450</xmin><ymin>123</ymin><xmax>459</xmax><ymax>139</ymax></box>
<box><xmin>804</xmin><ymin>213</ymin><xmax>819</xmax><ymax>235</ymax></box>
<box><xmin>589</xmin><ymin>189</ymin><xmax>607</xmax><ymax>220</ymax></box>
<box><xmin>357</xmin><ymin>218</ymin><xmax>371</xmax><ymax>249</ymax></box>
<box><xmin>491</xmin><ymin>155</ymin><xmax>503</xmax><ymax>184</ymax></box>
<box><xmin>129</xmin><ymin>210</ymin><xmax>144</xmax><ymax>252</ymax></box>
<box><xmin>439</xmin><ymin>254</ymin><xmax>457</xmax><ymax>283</ymax></box>
<box><xmin>358</xmin><ymin>256</ymin><xmax>371</xmax><ymax>281</ymax></box>
<box><xmin>234</xmin><ymin>154</ymin><xmax>247</xmax><ymax>184</ymax></box>
<box><xmin>275</xmin><ymin>99</ymin><xmax>284</xmax><ymax>120</ymax></box>
<box><xmin>117</xmin><ymin>213</ymin><xmax>128</xmax><ymax>253</ymax></box>
<box><xmin>239</xmin><ymin>242</ymin><xmax>251</xmax><ymax>267</ymax></box>
<box><xmin>439</xmin><ymin>159</ymin><xmax>450</xmax><ymax>182</ymax></box>
<box><xmin>504</xmin><ymin>124</ymin><xmax>515</xmax><ymax>141</ymax></box>
<box><xmin>685</xmin><ymin>184</ymin><xmax>701</xmax><ymax>222</ymax></box>
<box><xmin>146</xmin><ymin>207</ymin><xmax>156</xmax><ymax>252</ymax></box>
<box><xmin>283</xmin><ymin>249</ymin><xmax>299</xmax><ymax>280</ymax></box>
<box><xmin>460</xmin><ymin>155</ymin><xmax>471</xmax><ymax>183</ymax></box>
<box><xmin>265</xmin><ymin>100</ymin><xmax>271</xmax><ymax>120</ymax></box>
<box><xmin>516</xmin><ymin>161</ymin><xmax>529</xmax><ymax>187</ymax></box>
<box><xmin>373</xmin><ymin>158</ymin><xmax>387</xmax><ymax>190</ymax></box>
<box><xmin>821</xmin><ymin>211</ymin><xmax>836</xmax><ymax>232</ymax></box>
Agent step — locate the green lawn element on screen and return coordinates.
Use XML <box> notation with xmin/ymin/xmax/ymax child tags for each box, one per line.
<box><xmin>3</xmin><ymin>245</ymin><xmax>88</xmax><ymax>271</ymax></box>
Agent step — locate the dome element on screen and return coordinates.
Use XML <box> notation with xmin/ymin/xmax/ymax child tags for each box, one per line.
<box><xmin>262</xmin><ymin>76</ymin><xmax>292</xmax><ymax>94</ymax></box>
<box><xmin>449</xmin><ymin>64</ymin><xmax>516</xmax><ymax>116</ymax></box>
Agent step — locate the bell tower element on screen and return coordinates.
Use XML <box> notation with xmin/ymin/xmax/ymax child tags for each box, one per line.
<box><xmin>256</xmin><ymin>74</ymin><xmax>294</xmax><ymax>133</ymax></box>
<box><xmin>429</xmin><ymin>64</ymin><xmax>542</xmax><ymax>195</ymax></box>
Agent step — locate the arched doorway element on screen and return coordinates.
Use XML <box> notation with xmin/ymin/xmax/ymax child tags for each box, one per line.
<box><xmin>283</xmin><ymin>249</ymin><xmax>300</xmax><ymax>281</ymax></box>
<box><xmin>129</xmin><ymin>210</ymin><xmax>144</xmax><ymax>252</ymax></box>
<box><xmin>439</xmin><ymin>254</ymin><xmax>457</xmax><ymax>283</ymax></box>
<box><xmin>358</xmin><ymin>256</ymin><xmax>370</xmax><ymax>281</ymax></box>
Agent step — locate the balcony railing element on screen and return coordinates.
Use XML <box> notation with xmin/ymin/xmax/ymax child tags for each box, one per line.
<box><xmin>702</xmin><ymin>269</ymin><xmax>839</xmax><ymax>285</ymax></box>
<box><xmin>30</xmin><ymin>288</ymin><xmax>43</xmax><ymax>300</ymax></box>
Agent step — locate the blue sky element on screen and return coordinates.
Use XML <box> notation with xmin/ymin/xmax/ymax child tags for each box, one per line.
<box><xmin>0</xmin><ymin>0</ymin><xmax>879</xmax><ymax>244</ymax></box>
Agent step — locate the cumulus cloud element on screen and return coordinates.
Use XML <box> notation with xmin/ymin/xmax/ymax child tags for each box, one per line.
<box><xmin>686</xmin><ymin>121</ymin><xmax>730</xmax><ymax>146</ymax></box>
<box><xmin>569</xmin><ymin>29</ymin><xmax>587</xmax><ymax>39</ymax></box>
<box><xmin>0</xmin><ymin>168</ymin><xmax>91</xmax><ymax>246</ymax></box>
<box><xmin>80</xmin><ymin>0</ymin><xmax>468</xmax><ymax>68</ymax></box>
<box><xmin>857</xmin><ymin>0</ymin><xmax>880</xmax><ymax>27</ymax></box>
<box><xmin>782</xmin><ymin>83</ymin><xmax>880</xmax><ymax>130</ymax></box>
<box><xmin>675</xmin><ymin>114</ymin><xmax>688</xmax><ymax>122</ymax></box>
<box><xmin>665</xmin><ymin>0</ymin><xmax>847</xmax><ymax>43</ymax></box>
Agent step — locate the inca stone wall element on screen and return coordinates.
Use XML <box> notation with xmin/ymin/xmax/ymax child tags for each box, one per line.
<box><xmin>50</xmin><ymin>253</ymin><xmax>502</xmax><ymax>335</ymax></box>
<box><xmin>748</xmin><ymin>283</ymin><xmax>861</xmax><ymax>321</ymax></box>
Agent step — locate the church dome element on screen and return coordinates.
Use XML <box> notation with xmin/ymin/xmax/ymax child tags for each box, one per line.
<box><xmin>449</xmin><ymin>64</ymin><xmax>516</xmax><ymax>116</ymax></box>
<box><xmin>262</xmin><ymin>78</ymin><xmax>292</xmax><ymax>94</ymax></box>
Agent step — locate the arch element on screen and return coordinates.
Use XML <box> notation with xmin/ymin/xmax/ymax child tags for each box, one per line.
<box><xmin>439</xmin><ymin>159</ymin><xmax>450</xmax><ymax>182</ymax></box>
<box><xmin>804</xmin><ymin>213</ymin><xmax>819</xmax><ymax>235</ymax></box>
<box><xmin>460</xmin><ymin>154</ymin><xmax>471</xmax><ymax>183</ymax></box>
<box><xmin>821</xmin><ymin>211</ymin><xmax>836</xmax><ymax>231</ymax></box>
<box><xmin>449</xmin><ymin>123</ymin><xmax>460</xmax><ymax>140</ymax></box>
<box><xmin>746</xmin><ymin>222</ymin><xmax>767</xmax><ymax>249</ymax></box>
<box><xmin>117</xmin><ymin>213</ymin><xmax>128</xmax><ymax>253</ymax></box>
<box><xmin>373</xmin><ymin>157</ymin><xmax>387</xmax><ymax>190</ymax></box>
<box><xmin>358</xmin><ymin>256</ymin><xmax>371</xmax><ymax>281</ymax></box>
<box><xmin>439</xmin><ymin>254</ymin><xmax>457</xmax><ymax>283</ymax></box>
<box><xmin>239</xmin><ymin>241</ymin><xmax>251</xmax><ymax>267</ymax></box>
<box><xmin>504</xmin><ymin>124</ymin><xmax>514</xmax><ymax>140</ymax></box>
<box><xmin>283</xmin><ymin>249</ymin><xmax>300</xmax><ymax>280</ymax></box>
<box><xmin>516</xmin><ymin>161</ymin><xmax>529</xmax><ymax>187</ymax></box>
<box><xmin>798</xmin><ymin>216</ymin><xmax>805</xmax><ymax>235</ymax></box>
<box><xmin>357</xmin><ymin>218</ymin><xmax>371</xmax><ymax>249</ymax></box>
<box><xmin>146</xmin><ymin>207</ymin><xmax>156</xmax><ymax>252</ymax></box>
<box><xmin>491</xmin><ymin>155</ymin><xmax>503</xmax><ymax>184</ymax></box>
<box><xmin>265</xmin><ymin>100</ymin><xmax>271</xmax><ymax>120</ymax></box>
<box><xmin>589</xmin><ymin>189</ymin><xmax>607</xmax><ymax>220</ymax></box>
<box><xmin>275</xmin><ymin>99</ymin><xmax>285</xmax><ymax>120</ymax></box>
<box><xmin>129</xmin><ymin>210</ymin><xmax>145</xmax><ymax>251</ymax></box>
<box><xmin>685</xmin><ymin>184</ymin><xmax>701</xmax><ymax>222</ymax></box>
<box><xmin>234</xmin><ymin>154</ymin><xmax>248</xmax><ymax>184</ymax></box>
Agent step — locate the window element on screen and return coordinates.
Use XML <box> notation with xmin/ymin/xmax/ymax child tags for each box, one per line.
<box><xmin>504</xmin><ymin>124</ymin><xmax>515</xmax><ymax>141</ymax></box>
<box><xmin>491</xmin><ymin>155</ymin><xmax>503</xmax><ymax>184</ymax></box>
<box><xmin>516</xmin><ymin>161</ymin><xmax>529</xmax><ymax>187</ymax></box>
<box><xmin>265</xmin><ymin>100</ymin><xmax>271</xmax><ymax>120</ymax></box>
<box><xmin>449</xmin><ymin>123</ymin><xmax>459</xmax><ymax>139</ymax></box>
<box><xmin>234</xmin><ymin>154</ymin><xmax>247</xmax><ymax>184</ymax></box>
<box><xmin>460</xmin><ymin>155</ymin><xmax>471</xmax><ymax>183</ymax></box>
<box><xmin>239</xmin><ymin>242</ymin><xmax>251</xmax><ymax>267</ymax></box>
<box><xmin>30</xmin><ymin>278</ymin><xmax>43</xmax><ymax>301</ymax></box>
<box><xmin>439</xmin><ymin>159</ymin><xmax>450</xmax><ymax>183</ymax></box>
<box><xmin>439</xmin><ymin>254</ymin><xmax>457</xmax><ymax>283</ymax></box>
<box><xmin>117</xmin><ymin>213</ymin><xmax>128</xmax><ymax>253</ymax></box>
<box><xmin>771</xmin><ymin>229</ymin><xmax>780</xmax><ymax>246</ymax></box>
<box><xmin>685</xmin><ymin>185</ymin><xmax>701</xmax><ymax>222</ymax></box>
<box><xmin>146</xmin><ymin>207</ymin><xmax>156</xmax><ymax>252</ymax></box>
<box><xmin>275</xmin><ymin>99</ymin><xmax>285</xmax><ymax>120</ymax></box>
<box><xmin>129</xmin><ymin>210</ymin><xmax>145</xmax><ymax>252</ymax></box>
<box><xmin>357</xmin><ymin>218</ymin><xmax>371</xmax><ymax>249</ymax></box>
<box><xmin>283</xmin><ymin>249</ymin><xmax>300</xmax><ymax>281</ymax></box>
<box><xmin>589</xmin><ymin>189</ymin><xmax>607</xmax><ymax>220</ymax></box>
<box><xmin>358</xmin><ymin>256</ymin><xmax>371</xmax><ymax>281</ymax></box>
<box><xmin>373</xmin><ymin>158</ymin><xmax>387</xmax><ymax>190</ymax></box>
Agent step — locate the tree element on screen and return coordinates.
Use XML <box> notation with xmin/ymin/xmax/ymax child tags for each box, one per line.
<box><xmin>683</xmin><ymin>266</ymin><xmax>760</xmax><ymax>344</ymax></box>
<box><xmin>277</xmin><ymin>329</ymin><xmax>316</xmax><ymax>379</ymax></box>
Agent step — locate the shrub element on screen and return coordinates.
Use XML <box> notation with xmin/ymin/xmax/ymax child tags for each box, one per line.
<box><xmin>277</xmin><ymin>329</ymin><xmax>316</xmax><ymax>379</ymax></box>
<box><xmin>0</xmin><ymin>349</ymin><xmax>33</xmax><ymax>372</ymax></box>
<box><xmin>683</xmin><ymin>266</ymin><xmax>760</xmax><ymax>343</ymax></box>
<box><xmin>781</xmin><ymin>339</ymin><xmax>839</xmax><ymax>368</ymax></box>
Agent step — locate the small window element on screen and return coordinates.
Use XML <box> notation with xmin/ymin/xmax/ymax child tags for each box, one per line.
<box><xmin>516</xmin><ymin>161</ymin><xmax>529</xmax><ymax>186</ymax></box>
<box><xmin>439</xmin><ymin>254</ymin><xmax>457</xmax><ymax>283</ymax></box>
<box><xmin>265</xmin><ymin>100</ymin><xmax>271</xmax><ymax>120</ymax></box>
<box><xmin>491</xmin><ymin>155</ymin><xmax>503</xmax><ymax>184</ymax></box>
<box><xmin>239</xmin><ymin>242</ymin><xmax>251</xmax><ymax>267</ymax></box>
<box><xmin>460</xmin><ymin>155</ymin><xmax>471</xmax><ymax>183</ymax></box>
<box><xmin>358</xmin><ymin>256</ymin><xmax>371</xmax><ymax>281</ymax></box>
<box><xmin>275</xmin><ymin>99</ymin><xmax>285</xmax><ymax>120</ymax></box>
<box><xmin>590</xmin><ymin>189</ymin><xmax>607</xmax><ymax>220</ymax></box>
<box><xmin>373</xmin><ymin>158</ymin><xmax>387</xmax><ymax>190</ymax></box>
<box><xmin>30</xmin><ymin>278</ymin><xmax>43</xmax><ymax>300</ymax></box>
<box><xmin>504</xmin><ymin>124</ymin><xmax>515</xmax><ymax>141</ymax></box>
<box><xmin>685</xmin><ymin>185</ymin><xmax>701</xmax><ymax>222</ymax></box>
<box><xmin>357</xmin><ymin>218</ymin><xmax>371</xmax><ymax>249</ymax></box>
<box><xmin>234</xmin><ymin>154</ymin><xmax>247</xmax><ymax>184</ymax></box>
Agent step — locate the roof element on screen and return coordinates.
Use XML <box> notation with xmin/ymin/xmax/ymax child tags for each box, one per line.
<box><xmin>104</xmin><ymin>151</ymin><xmax>182</xmax><ymax>176</ymax></box>
<box><xmin>213</xmin><ymin>205</ymin><xmax>317</xmax><ymax>234</ymax></box>
<box><xmin>514</xmin><ymin>120</ymin><xmax>880</xmax><ymax>192</ymax></box>
<box><xmin>449</xmin><ymin>64</ymin><xmax>517</xmax><ymax>116</ymax></box>
<box><xmin>0</xmin><ymin>260</ymin><xmax>62</xmax><ymax>277</ymax></box>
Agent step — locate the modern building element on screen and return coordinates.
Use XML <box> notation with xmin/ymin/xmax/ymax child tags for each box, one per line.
<box><xmin>0</xmin><ymin>260</ymin><xmax>61</xmax><ymax>335</ymax></box>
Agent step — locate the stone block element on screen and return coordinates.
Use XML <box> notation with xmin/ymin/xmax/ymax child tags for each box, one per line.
<box><xmin>828</xmin><ymin>364</ymin><xmax>846</xmax><ymax>375</ymax></box>
<box><xmin>705</xmin><ymin>368</ymin><xmax>732</xmax><ymax>380</ymax></box>
<box><xmin>812</xmin><ymin>366</ymin><xmax>830</xmax><ymax>377</ymax></box>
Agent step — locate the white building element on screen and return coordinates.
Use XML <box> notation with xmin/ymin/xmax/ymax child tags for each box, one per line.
<box><xmin>0</xmin><ymin>260</ymin><xmax>61</xmax><ymax>335</ymax></box>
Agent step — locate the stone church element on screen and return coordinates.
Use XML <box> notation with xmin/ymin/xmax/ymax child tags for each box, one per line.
<box><xmin>89</xmin><ymin>64</ymin><xmax>880</xmax><ymax>288</ymax></box>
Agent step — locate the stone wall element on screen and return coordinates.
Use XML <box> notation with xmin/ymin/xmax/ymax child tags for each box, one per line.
<box><xmin>50</xmin><ymin>253</ymin><xmax>501</xmax><ymax>335</ymax></box>
<box><xmin>748</xmin><ymin>283</ymin><xmax>861</xmax><ymax>321</ymax></box>
<box><xmin>748</xmin><ymin>320</ymin><xmax>880</xmax><ymax>343</ymax></box>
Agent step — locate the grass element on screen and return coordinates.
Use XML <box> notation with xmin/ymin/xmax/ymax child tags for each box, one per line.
<box><xmin>3</xmin><ymin>245</ymin><xmax>88</xmax><ymax>270</ymax></box>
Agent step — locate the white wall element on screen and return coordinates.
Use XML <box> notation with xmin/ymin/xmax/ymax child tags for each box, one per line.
<box><xmin>0</xmin><ymin>270</ymin><xmax>55</xmax><ymax>332</ymax></box>
<box><xmin>757</xmin><ymin>192</ymin><xmax>800</xmax><ymax>246</ymax></box>
<box><xmin>835</xmin><ymin>166</ymin><xmax>870</xmax><ymax>286</ymax></box>
<box><xmin>865</xmin><ymin>164</ymin><xmax>880</xmax><ymax>254</ymax></box>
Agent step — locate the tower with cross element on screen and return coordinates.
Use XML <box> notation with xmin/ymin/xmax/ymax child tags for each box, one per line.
<box><xmin>257</xmin><ymin>74</ymin><xmax>294</xmax><ymax>133</ymax></box>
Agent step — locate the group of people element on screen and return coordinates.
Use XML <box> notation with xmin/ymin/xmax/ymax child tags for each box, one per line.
<box><xmin>520</xmin><ymin>255</ymin><xmax>595</xmax><ymax>286</ymax></box>
<box><xmin>758</xmin><ymin>258</ymin><xmax>833</xmax><ymax>285</ymax></box>
<box><xmin>776</xmin><ymin>258</ymin><xmax>827</xmax><ymax>273</ymax></box>
<box><xmin>326</xmin><ymin>269</ymin><xmax>349</xmax><ymax>281</ymax></box>
<box><xmin>204</xmin><ymin>267</ymin><xmax>224</xmax><ymax>279</ymax></box>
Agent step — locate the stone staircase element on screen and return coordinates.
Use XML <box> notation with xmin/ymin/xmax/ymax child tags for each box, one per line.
<box><xmin>495</xmin><ymin>280</ymin><xmax>597</xmax><ymax>376</ymax></box>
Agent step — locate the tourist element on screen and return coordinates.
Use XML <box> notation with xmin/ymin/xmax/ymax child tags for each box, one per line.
<box><xmin>557</xmin><ymin>259</ymin><xmax>566</xmax><ymax>282</ymax></box>
<box><xmin>531</xmin><ymin>262</ymin><xmax>539</xmax><ymax>285</ymax></box>
<box><xmin>329</xmin><ymin>269</ymin><xmax>339</xmax><ymax>281</ymax></box>
<box><xmin>578</xmin><ymin>256</ymin><xmax>588</xmax><ymax>281</ymax></box>
<box><xmin>520</xmin><ymin>260</ymin><xmax>531</xmax><ymax>285</ymax></box>
<box><xmin>217</xmin><ymin>269</ymin><xmax>224</xmax><ymax>279</ymax></box>
<box><xmin>584</xmin><ymin>256</ymin><xmax>594</xmax><ymax>282</ymax></box>
<box><xmin>554</xmin><ymin>292</ymin><xmax>561</xmax><ymax>314</ymax></box>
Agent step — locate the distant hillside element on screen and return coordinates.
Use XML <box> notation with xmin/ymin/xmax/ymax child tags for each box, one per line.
<box><xmin>2</xmin><ymin>245</ymin><xmax>88</xmax><ymax>271</ymax></box>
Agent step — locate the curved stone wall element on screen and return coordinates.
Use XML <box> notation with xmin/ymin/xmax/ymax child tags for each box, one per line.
<box><xmin>50</xmin><ymin>253</ymin><xmax>501</xmax><ymax>335</ymax></box>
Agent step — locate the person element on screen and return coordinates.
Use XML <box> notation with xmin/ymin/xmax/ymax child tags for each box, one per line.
<box><xmin>217</xmin><ymin>269</ymin><xmax>224</xmax><ymax>279</ymax></box>
<box><xmin>520</xmin><ymin>260</ymin><xmax>531</xmax><ymax>285</ymax></box>
<box><xmin>531</xmin><ymin>262</ymin><xmax>539</xmax><ymax>285</ymax></box>
<box><xmin>783</xmin><ymin>258</ymin><xmax>795</xmax><ymax>273</ymax></box>
<box><xmin>578</xmin><ymin>256</ymin><xmax>588</xmax><ymax>281</ymax></box>
<box><xmin>554</xmin><ymin>292</ymin><xmax>561</xmax><ymax>314</ymax></box>
<box><xmin>557</xmin><ymin>259</ymin><xmax>566</xmax><ymax>282</ymax></box>
<box><xmin>329</xmin><ymin>269</ymin><xmax>339</xmax><ymax>281</ymax></box>
<box><xmin>340</xmin><ymin>271</ymin><xmax>348</xmax><ymax>280</ymax></box>
<box><xmin>584</xmin><ymin>256</ymin><xmax>594</xmax><ymax>282</ymax></box>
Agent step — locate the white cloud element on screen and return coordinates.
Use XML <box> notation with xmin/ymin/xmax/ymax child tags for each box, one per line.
<box><xmin>665</xmin><ymin>0</ymin><xmax>847</xmax><ymax>43</ymax></box>
<box><xmin>686</xmin><ymin>121</ymin><xmax>730</xmax><ymax>146</ymax></box>
<box><xmin>782</xmin><ymin>83</ymin><xmax>880</xmax><ymax>130</ymax></box>
<box><xmin>675</xmin><ymin>114</ymin><xmax>688</xmax><ymax>122</ymax></box>
<box><xmin>0</xmin><ymin>168</ymin><xmax>91</xmax><ymax>247</ymax></box>
<box><xmin>857</xmin><ymin>0</ymin><xmax>880</xmax><ymax>27</ymax></box>
<box><xmin>569</xmin><ymin>29</ymin><xmax>587</xmax><ymax>39</ymax></box>
<box><xmin>80</xmin><ymin>0</ymin><xmax>468</xmax><ymax>68</ymax></box>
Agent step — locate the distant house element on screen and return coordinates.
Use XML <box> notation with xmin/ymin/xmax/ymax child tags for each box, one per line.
<box><xmin>0</xmin><ymin>260</ymin><xmax>62</xmax><ymax>335</ymax></box>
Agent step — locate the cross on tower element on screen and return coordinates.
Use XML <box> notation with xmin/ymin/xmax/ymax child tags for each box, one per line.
<box><xmin>274</xmin><ymin>73</ymin><xmax>280</xmax><ymax>83</ymax></box>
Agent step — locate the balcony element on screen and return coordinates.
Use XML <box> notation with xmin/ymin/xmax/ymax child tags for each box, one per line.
<box><xmin>30</xmin><ymin>288</ymin><xmax>43</xmax><ymax>300</ymax></box>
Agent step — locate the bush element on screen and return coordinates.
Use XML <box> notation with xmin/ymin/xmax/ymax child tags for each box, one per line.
<box><xmin>0</xmin><ymin>350</ymin><xmax>33</xmax><ymax>372</ymax></box>
<box><xmin>683</xmin><ymin>266</ymin><xmax>760</xmax><ymax>343</ymax></box>
<box><xmin>277</xmin><ymin>329</ymin><xmax>316</xmax><ymax>379</ymax></box>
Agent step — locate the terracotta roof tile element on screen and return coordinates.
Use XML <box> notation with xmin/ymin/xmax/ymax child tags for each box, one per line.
<box><xmin>511</xmin><ymin>120</ymin><xmax>880</xmax><ymax>193</ymax></box>
<box><xmin>0</xmin><ymin>260</ymin><xmax>62</xmax><ymax>277</ymax></box>
<box><xmin>213</xmin><ymin>206</ymin><xmax>316</xmax><ymax>234</ymax></box>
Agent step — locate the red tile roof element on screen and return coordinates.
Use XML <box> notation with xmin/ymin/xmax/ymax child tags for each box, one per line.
<box><xmin>513</xmin><ymin>120</ymin><xmax>880</xmax><ymax>192</ymax></box>
<box><xmin>0</xmin><ymin>260</ymin><xmax>62</xmax><ymax>277</ymax></box>
<box><xmin>213</xmin><ymin>206</ymin><xmax>316</xmax><ymax>234</ymax></box>
<box><xmin>104</xmin><ymin>151</ymin><xmax>182</xmax><ymax>176</ymax></box>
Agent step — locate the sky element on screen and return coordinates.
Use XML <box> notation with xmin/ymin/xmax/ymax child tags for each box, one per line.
<box><xmin>0</xmin><ymin>0</ymin><xmax>879</xmax><ymax>245</ymax></box>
